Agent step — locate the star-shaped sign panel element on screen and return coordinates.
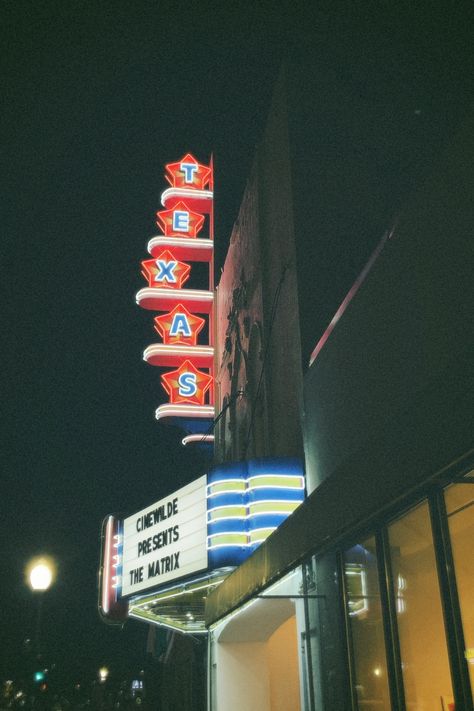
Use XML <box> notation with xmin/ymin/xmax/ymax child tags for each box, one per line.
<box><xmin>165</xmin><ymin>153</ymin><xmax>212</xmax><ymax>190</ymax></box>
<box><xmin>141</xmin><ymin>250</ymin><xmax>191</xmax><ymax>289</ymax></box>
<box><xmin>156</xmin><ymin>201</ymin><xmax>205</xmax><ymax>238</ymax></box>
<box><xmin>154</xmin><ymin>304</ymin><xmax>206</xmax><ymax>345</ymax></box>
<box><xmin>161</xmin><ymin>360</ymin><xmax>213</xmax><ymax>406</ymax></box>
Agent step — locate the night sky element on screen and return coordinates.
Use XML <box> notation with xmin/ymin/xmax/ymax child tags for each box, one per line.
<box><xmin>2</xmin><ymin>0</ymin><xmax>473</xmax><ymax>688</ymax></box>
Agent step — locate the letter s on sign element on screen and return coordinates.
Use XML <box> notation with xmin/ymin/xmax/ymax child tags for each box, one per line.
<box><xmin>178</xmin><ymin>372</ymin><xmax>197</xmax><ymax>397</ymax></box>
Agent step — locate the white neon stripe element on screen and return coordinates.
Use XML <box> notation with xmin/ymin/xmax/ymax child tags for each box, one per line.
<box><xmin>148</xmin><ymin>236</ymin><xmax>214</xmax><ymax>255</ymax></box>
<box><xmin>208</xmin><ymin>502</ymin><xmax>300</xmax><ymax>521</ymax></box>
<box><xmin>207</xmin><ymin>503</ymin><xmax>248</xmax><ymax>512</ymax></box>
<box><xmin>247</xmin><ymin>474</ymin><xmax>305</xmax><ymax>483</ymax></box>
<box><xmin>136</xmin><ymin>287</ymin><xmax>214</xmax><ymax>305</ymax></box>
<box><xmin>206</xmin><ymin>476</ymin><xmax>304</xmax><ymax>496</ymax></box>
<box><xmin>155</xmin><ymin>404</ymin><xmax>215</xmax><ymax>420</ymax></box>
<box><xmin>102</xmin><ymin>516</ymin><xmax>113</xmax><ymax>614</ymax></box>
<box><xmin>247</xmin><ymin>509</ymin><xmax>298</xmax><ymax>518</ymax></box>
<box><xmin>247</xmin><ymin>484</ymin><xmax>304</xmax><ymax>491</ymax></box>
<box><xmin>181</xmin><ymin>434</ymin><xmax>215</xmax><ymax>446</ymax></box>
<box><xmin>246</xmin><ymin>498</ymin><xmax>302</xmax><ymax>505</ymax></box>
<box><xmin>208</xmin><ymin>514</ymin><xmax>247</xmax><ymax>523</ymax></box>
<box><xmin>143</xmin><ymin>344</ymin><xmax>214</xmax><ymax>361</ymax></box>
<box><xmin>207</xmin><ymin>542</ymin><xmax>253</xmax><ymax>550</ymax></box>
<box><xmin>160</xmin><ymin>188</ymin><xmax>213</xmax><ymax>206</ymax></box>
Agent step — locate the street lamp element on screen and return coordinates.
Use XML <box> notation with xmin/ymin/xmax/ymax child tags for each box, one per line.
<box><xmin>25</xmin><ymin>557</ymin><xmax>56</xmax><ymax>660</ymax></box>
<box><xmin>29</xmin><ymin>562</ymin><xmax>53</xmax><ymax>591</ymax></box>
<box><xmin>98</xmin><ymin>667</ymin><xmax>109</xmax><ymax>683</ymax></box>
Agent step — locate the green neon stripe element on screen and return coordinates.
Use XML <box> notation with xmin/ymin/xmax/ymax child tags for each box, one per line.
<box><xmin>248</xmin><ymin>501</ymin><xmax>298</xmax><ymax>514</ymax></box>
<box><xmin>248</xmin><ymin>475</ymin><xmax>303</xmax><ymax>489</ymax></box>
<box><xmin>208</xmin><ymin>533</ymin><xmax>248</xmax><ymax>546</ymax></box>
<box><xmin>209</xmin><ymin>506</ymin><xmax>247</xmax><ymax>520</ymax></box>
<box><xmin>249</xmin><ymin>528</ymin><xmax>274</xmax><ymax>542</ymax></box>
<box><xmin>208</xmin><ymin>480</ymin><xmax>246</xmax><ymax>495</ymax></box>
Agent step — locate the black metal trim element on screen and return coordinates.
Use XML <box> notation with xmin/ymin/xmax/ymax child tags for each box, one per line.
<box><xmin>302</xmin><ymin>561</ymin><xmax>317</xmax><ymax>711</ymax></box>
<box><xmin>338</xmin><ymin>550</ymin><xmax>359</xmax><ymax>711</ymax></box>
<box><xmin>429</xmin><ymin>489</ymin><xmax>473</xmax><ymax>708</ymax></box>
<box><xmin>376</xmin><ymin>529</ymin><xmax>406</xmax><ymax>711</ymax></box>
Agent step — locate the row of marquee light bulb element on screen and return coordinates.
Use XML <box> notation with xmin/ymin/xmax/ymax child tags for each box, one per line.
<box><xmin>135</xmin><ymin>154</ymin><xmax>216</xmax><ymax>446</ymax></box>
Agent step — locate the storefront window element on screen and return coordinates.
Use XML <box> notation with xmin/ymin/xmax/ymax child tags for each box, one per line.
<box><xmin>444</xmin><ymin>478</ymin><xmax>474</xmax><ymax>703</ymax></box>
<box><xmin>388</xmin><ymin>501</ymin><xmax>453</xmax><ymax>708</ymax></box>
<box><xmin>344</xmin><ymin>537</ymin><xmax>391</xmax><ymax>710</ymax></box>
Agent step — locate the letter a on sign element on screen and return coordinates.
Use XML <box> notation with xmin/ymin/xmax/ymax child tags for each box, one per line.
<box><xmin>154</xmin><ymin>304</ymin><xmax>205</xmax><ymax>345</ymax></box>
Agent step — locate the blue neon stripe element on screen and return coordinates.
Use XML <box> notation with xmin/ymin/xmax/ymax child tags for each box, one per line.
<box><xmin>207</xmin><ymin>519</ymin><xmax>247</xmax><ymax>535</ymax></box>
<box><xmin>247</xmin><ymin>488</ymin><xmax>304</xmax><ymax>502</ymax></box>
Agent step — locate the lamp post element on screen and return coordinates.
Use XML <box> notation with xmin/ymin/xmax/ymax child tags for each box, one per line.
<box><xmin>26</xmin><ymin>557</ymin><xmax>56</xmax><ymax>660</ymax></box>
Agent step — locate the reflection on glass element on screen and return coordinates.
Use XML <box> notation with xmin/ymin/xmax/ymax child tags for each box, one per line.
<box><xmin>344</xmin><ymin>538</ymin><xmax>391</xmax><ymax>710</ymax></box>
<box><xmin>388</xmin><ymin>501</ymin><xmax>453</xmax><ymax>708</ymax></box>
<box><xmin>445</xmin><ymin>479</ymin><xmax>474</xmax><ymax>704</ymax></box>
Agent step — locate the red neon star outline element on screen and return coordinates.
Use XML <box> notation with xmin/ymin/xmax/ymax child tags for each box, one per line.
<box><xmin>154</xmin><ymin>304</ymin><xmax>205</xmax><ymax>345</ymax></box>
<box><xmin>141</xmin><ymin>250</ymin><xmax>191</xmax><ymax>290</ymax></box>
<box><xmin>161</xmin><ymin>360</ymin><xmax>213</xmax><ymax>405</ymax></box>
<box><xmin>156</xmin><ymin>201</ymin><xmax>205</xmax><ymax>238</ymax></box>
<box><xmin>165</xmin><ymin>153</ymin><xmax>212</xmax><ymax>190</ymax></box>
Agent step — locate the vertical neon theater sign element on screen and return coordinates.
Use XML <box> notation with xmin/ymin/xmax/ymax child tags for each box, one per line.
<box><xmin>136</xmin><ymin>155</ymin><xmax>215</xmax><ymax>445</ymax></box>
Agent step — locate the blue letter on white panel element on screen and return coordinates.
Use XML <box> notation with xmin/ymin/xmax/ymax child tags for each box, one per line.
<box><xmin>178</xmin><ymin>372</ymin><xmax>197</xmax><ymax>396</ymax></box>
<box><xmin>170</xmin><ymin>314</ymin><xmax>192</xmax><ymax>337</ymax></box>
<box><xmin>155</xmin><ymin>259</ymin><xmax>177</xmax><ymax>283</ymax></box>
<box><xmin>173</xmin><ymin>211</ymin><xmax>190</xmax><ymax>232</ymax></box>
<box><xmin>180</xmin><ymin>162</ymin><xmax>198</xmax><ymax>183</ymax></box>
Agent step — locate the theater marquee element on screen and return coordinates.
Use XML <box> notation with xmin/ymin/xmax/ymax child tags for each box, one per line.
<box><xmin>121</xmin><ymin>476</ymin><xmax>207</xmax><ymax>597</ymax></box>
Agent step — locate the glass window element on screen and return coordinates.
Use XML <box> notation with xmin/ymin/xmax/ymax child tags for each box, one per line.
<box><xmin>344</xmin><ymin>537</ymin><xmax>391</xmax><ymax>710</ymax></box>
<box><xmin>444</xmin><ymin>478</ymin><xmax>474</xmax><ymax>703</ymax></box>
<box><xmin>388</xmin><ymin>501</ymin><xmax>453</xmax><ymax>708</ymax></box>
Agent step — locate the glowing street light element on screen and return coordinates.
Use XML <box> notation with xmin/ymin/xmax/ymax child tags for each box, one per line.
<box><xmin>25</xmin><ymin>557</ymin><xmax>56</xmax><ymax>659</ymax></box>
<box><xmin>98</xmin><ymin>667</ymin><xmax>109</xmax><ymax>683</ymax></box>
<box><xmin>26</xmin><ymin>557</ymin><xmax>56</xmax><ymax>592</ymax></box>
<box><xmin>29</xmin><ymin>563</ymin><xmax>53</xmax><ymax>591</ymax></box>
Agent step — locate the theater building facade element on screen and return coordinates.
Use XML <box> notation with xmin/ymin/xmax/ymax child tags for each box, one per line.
<box><xmin>99</xmin><ymin>63</ymin><xmax>473</xmax><ymax>711</ymax></box>
<box><xmin>205</xmin><ymin>71</ymin><xmax>474</xmax><ymax>710</ymax></box>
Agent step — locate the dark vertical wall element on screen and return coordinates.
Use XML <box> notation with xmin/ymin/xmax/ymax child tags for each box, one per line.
<box><xmin>215</xmin><ymin>68</ymin><xmax>304</xmax><ymax>462</ymax></box>
<box><xmin>257</xmin><ymin>66</ymin><xmax>304</xmax><ymax>459</ymax></box>
<box><xmin>286</xmin><ymin>25</ymin><xmax>474</xmax><ymax>367</ymax></box>
<box><xmin>303</xmin><ymin>112</ymin><xmax>474</xmax><ymax>492</ymax></box>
